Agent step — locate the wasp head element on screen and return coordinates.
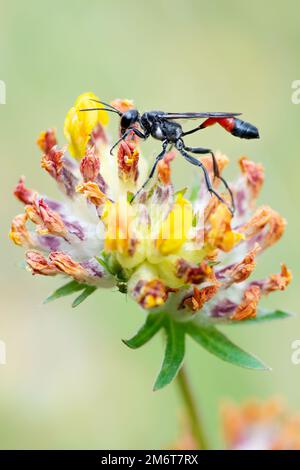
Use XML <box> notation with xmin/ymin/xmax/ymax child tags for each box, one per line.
<box><xmin>120</xmin><ymin>109</ymin><xmax>139</xmax><ymax>133</ymax></box>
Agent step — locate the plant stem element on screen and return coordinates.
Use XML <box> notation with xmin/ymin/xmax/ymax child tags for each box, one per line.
<box><xmin>176</xmin><ymin>365</ymin><xmax>208</xmax><ymax>450</ymax></box>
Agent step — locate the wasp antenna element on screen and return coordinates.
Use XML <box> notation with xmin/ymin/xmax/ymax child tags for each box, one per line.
<box><xmin>89</xmin><ymin>99</ymin><xmax>122</xmax><ymax>115</ymax></box>
<box><xmin>79</xmin><ymin>107</ymin><xmax>121</xmax><ymax>114</ymax></box>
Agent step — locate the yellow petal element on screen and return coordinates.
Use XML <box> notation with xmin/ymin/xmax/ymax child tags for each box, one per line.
<box><xmin>156</xmin><ymin>194</ymin><xmax>193</xmax><ymax>255</ymax></box>
<box><xmin>64</xmin><ymin>92</ymin><xmax>109</xmax><ymax>159</ymax></box>
<box><xmin>207</xmin><ymin>204</ymin><xmax>244</xmax><ymax>252</ymax></box>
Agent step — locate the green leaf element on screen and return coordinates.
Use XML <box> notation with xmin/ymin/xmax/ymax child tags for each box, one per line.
<box><xmin>123</xmin><ymin>312</ymin><xmax>165</xmax><ymax>349</ymax></box>
<box><xmin>127</xmin><ymin>191</ymin><xmax>134</xmax><ymax>203</ymax></box>
<box><xmin>186</xmin><ymin>323</ymin><xmax>269</xmax><ymax>370</ymax></box>
<box><xmin>189</xmin><ymin>183</ymin><xmax>199</xmax><ymax>202</ymax></box>
<box><xmin>95</xmin><ymin>256</ymin><xmax>110</xmax><ymax>272</ymax></box>
<box><xmin>72</xmin><ymin>286</ymin><xmax>97</xmax><ymax>308</ymax></box>
<box><xmin>153</xmin><ymin>318</ymin><xmax>186</xmax><ymax>391</ymax></box>
<box><xmin>96</xmin><ymin>253</ymin><xmax>129</xmax><ymax>282</ymax></box>
<box><xmin>175</xmin><ymin>187</ymin><xmax>188</xmax><ymax>197</ymax></box>
<box><xmin>228</xmin><ymin>308</ymin><xmax>294</xmax><ymax>325</ymax></box>
<box><xmin>44</xmin><ymin>280</ymin><xmax>85</xmax><ymax>304</ymax></box>
<box><xmin>207</xmin><ymin>260</ymin><xmax>221</xmax><ymax>267</ymax></box>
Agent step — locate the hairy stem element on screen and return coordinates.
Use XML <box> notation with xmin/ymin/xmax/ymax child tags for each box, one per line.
<box><xmin>176</xmin><ymin>365</ymin><xmax>208</xmax><ymax>450</ymax></box>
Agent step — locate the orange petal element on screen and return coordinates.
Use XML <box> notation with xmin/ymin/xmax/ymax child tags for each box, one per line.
<box><xmin>240</xmin><ymin>205</ymin><xmax>285</xmax><ymax>249</ymax></box>
<box><xmin>201</xmin><ymin>152</ymin><xmax>229</xmax><ymax>175</ymax></box>
<box><xmin>49</xmin><ymin>251</ymin><xmax>86</xmax><ymax>281</ymax></box>
<box><xmin>273</xmin><ymin>415</ymin><xmax>300</xmax><ymax>450</ymax></box>
<box><xmin>239</xmin><ymin>156</ymin><xmax>264</xmax><ymax>200</ymax></box>
<box><xmin>207</xmin><ymin>204</ymin><xmax>243</xmax><ymax>252</ymax></box>
<box><xmin>26</xmin><ymin>250</ymin><xmax>57</xmax><ymax>276</ymax></box>
<box><xmin>157</xmin><ymin>151</ymin><xmax>176</xmax><ymax>185</ymax></box>
<box><xmin>222</xmin><ymin>244</ymin><xmax>260</xmax><ymax>286</ymax></box>
<box><xmin>9</xmin><ymin>213</ymin><xmax>32</xmax><ymax>247</ymax></box>
<box><xmin>176</xmin><ymin>259</ymin><xmax>212</xmax><ymax>284</ymax></box>
<box><xmin>26</xmin><ymin>198</ymin><xmax>67</xmax><ymax>237</ymax></box>
<box><xmin>110</xmin><ymin>98</ymin><xmax>134</xmax><ymax>113</ymax></box>
<box><xmin>262</xmin><ymin>263</ymin><xmax>292</xmax><ymax>294</ymax></box>
<box><xmin>117</xmin><ymin>140</ymin><xmax>139</xmax><ymax>183</ymax></box>
<box><xmin>183</xmin><ymin>284</ymin><xmax>219</xmax><ymax>311</ymax></box>
<box><xmin>14</xmin><ymin>177</ymin><xmax>36</xmax><ymax>205</ymax></box>
<box><xmin>80</xmin><ymin>147</ymin><xmax>100</xmax><ymax>182</ymax></box>
<box><xmin>76</xmin><ymin>181</ymin><xmax>108</xmax><ymax>206</ymax></box>
<box><xmin>221</xmin><ymin>401</ymin><xmax>245</xmax><ymax>448</ymax></box>
<box><xmin>230</xmin><ymin>285</ymin><xmax>261</xmax><ymax>320</ymax></box>
<box><xmin>37</xmin><ymin>128</ymin><xmax>57</xmax><ymax>154</ymax></box>
<box><xmin>221</xmin><ymin>398</ymin><xmax>284</xmax><ymax>449</ymax></box>
<box><xmin>41</xmin><ymin>146</ymin><xmax>64</xmax><ymax>180</ymax></box>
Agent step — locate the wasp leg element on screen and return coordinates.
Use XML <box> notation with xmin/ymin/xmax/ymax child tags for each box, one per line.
<box><xmin>132</xmin><ymin>140</ymin><xmax>168</xmax><ymax>202</ymax></box>
<box><xmin>183</xmin><ymin>145</ymin><xmax>235</xmax><ymax>212</ymax></box>
<box><xmin>109</xmin><ymin>128</ymin><xmax>148</xmax><ymax>155</ymax></box>
<box><xmin>176</xmin><ymin>144</ymin><xmax>234</xmax><ymax>215</ymax></box>
<box><xmin>131</xmin><ymin>128</ymin><xmax>147</xmax><ymax>139</ymax></box>
<box><xmin>109</xmin><ymin>129</ymin><xmax>131</xmax><ymax>155</ymax></box>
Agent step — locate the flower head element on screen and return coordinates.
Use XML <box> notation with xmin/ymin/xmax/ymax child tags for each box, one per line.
<box><xmin>10</xmin><ymin>93</ymin><xmax>292</xmax><ymax>389</ymax></box>
<box><xmin>222</xmin><ymin>398</ymin><xmax>300</xmax><ymax>450</ymax></box>
<box><xmin>168</xmin><ymin>397</ymin><xmax>300</xmax><ymax>450</ymax></box>
<box><xmin>10</xmin><ymin>93</ymin><xmax>291</xmax><ymax>323</ymax></box>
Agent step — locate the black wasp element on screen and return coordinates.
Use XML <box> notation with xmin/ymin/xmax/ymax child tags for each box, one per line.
<box><xmin>81</xmin><ymin>100</ymin><xmax>259</xmax><ymax>213</ymax></box>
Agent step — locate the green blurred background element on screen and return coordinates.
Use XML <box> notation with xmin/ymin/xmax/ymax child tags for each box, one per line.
<box><xmin>0</xmin><ymin>0</ymin><xmax>300</xmax><ymax>449</ymax></box>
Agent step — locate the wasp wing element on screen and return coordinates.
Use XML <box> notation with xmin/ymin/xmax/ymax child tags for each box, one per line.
<box><xmin>162</xmin><ymin>112</ymin><xmax>242</xmax><ymax>120</ymax></box>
